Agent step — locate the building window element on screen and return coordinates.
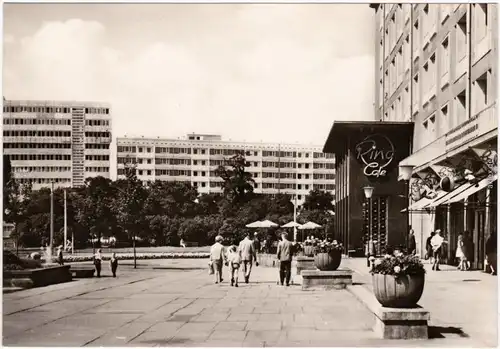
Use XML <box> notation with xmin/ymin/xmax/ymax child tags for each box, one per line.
<box><xmin>455</xmin><ymin>89</ymin><xmax>467</xmax><ymax>125</ymax></box>
<box><xmin>474</xmin><ymin>4</ymin><xmax>488</xmax><ymax>41</ymax></box>
<box><xmin>472</xmin><ymin>72</ymin><xmax>488</xmax><ymax>115</ymax></box>
<box><xmin>456</xmin><ymin>15</ymin><xmax>467</xmax><ymax>60</ymax></box>
<box><xmin>441</xmin><ymin>36</ymin><xmax>450</xmax><ymax>77</ymax></box>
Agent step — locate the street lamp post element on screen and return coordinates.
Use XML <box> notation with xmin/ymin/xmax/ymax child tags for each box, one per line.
<box><xmin>363</xmin><ymin>186</ymin><xmax>374</xmax><ymax>254</ymax></box>
<box><xmin>398</xmin><ymin>165</ymin><xmax>415</xmax><ymax>250</ymax></box>
<box><xmin>293</xmin><ymin>195</ymin><xmax>298</xmax><ymax>243</ymax></box>
<box><xmin>49</xmin><ymin>180</ymin><xmax>55</xmax><ymax>260</ymax></box>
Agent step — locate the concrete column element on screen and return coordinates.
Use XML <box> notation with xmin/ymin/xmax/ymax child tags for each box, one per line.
<box><xmin>446</xmin><ymin>204</ymin><xmax>452</xmax><ymax>263</ymax></box>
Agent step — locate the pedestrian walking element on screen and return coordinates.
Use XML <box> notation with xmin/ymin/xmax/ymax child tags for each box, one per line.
<box><xmin>210</xmin><ymin>235</ymin><xmax>226</xmax><ymax>284</ymax></box>
<box><xmin>431</xmin><ymin>229</ymin><xmax>447</xmax><ymax>271</ymax></box>
<box><xmin>365</xmin><ymin>238</ymin><xmax>376</xmax><ymax>268</ymax></box>
<box><xmin>463</xmin><ymin>231</ymin><xmax>473</xmax><ymax>270</ymax></box>
<box><xmin>56</xmin><ymin>245</ymin><xmax>64</xmax><ymax>265</ymax></box>
<box><xmin>110</xmin><ymin>252</ymin><xmax>118</xmax><ymax>277</ymax></box>
<box><xmin>425</xmin><ymin>232</ymin><xmax>435</xmax><ymax>264</ymax></box>
<box><xmin>277</xmin><ymin>231</ymin><xmax>293</xmax><ymax>286</ymax></box>
<box><xmin>253</xmin><ymin>232</ymin><xmax>261</xmax><ymax>254</ymax></box>
<box><xmin>407</xmin><ymin>229</ymin><xmax>416</xmax><ymax>255</ymax></box>
<box><xmin>226</xmin><ymin>245</ymin><xmax>241</xmax><ymax>287</ymax></box>
<box><xmin>456</xmin><ymin>233</ymin><xmax>467</xmax><ymax>271</ymax></box>
<box><xmin>485</xmin><ymin>230</ymin><xmax>497</xmax><ymax>275</ymax></box>
<box><xmin>238</xmin><ymin>231</ymin><xmax>258</xmax><ymax>284</ymax></box>
<box><xmin>94</xmin><ymin>249</ymin><xmax>103</xmax><ymax>277</ymax></box>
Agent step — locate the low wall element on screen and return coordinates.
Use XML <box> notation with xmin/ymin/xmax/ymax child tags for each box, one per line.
<box><xmin>4</xmin><ymin>265</ymin><xmax>72</xmax><ymax>288</ymax></box>
<box><xmin>257</xmin><ymin>253</ymin><xmax>278</xmax><ymax>267</ymax></box>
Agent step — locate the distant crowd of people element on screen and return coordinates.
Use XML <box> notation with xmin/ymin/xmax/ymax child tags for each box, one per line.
<box><xmin>364</xmin><ymin>227</ymin><xmax>497</xmax><ymax>275</ymax></box>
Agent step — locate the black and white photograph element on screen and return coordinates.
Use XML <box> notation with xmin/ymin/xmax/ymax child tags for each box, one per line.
<box><xmin>2</xmin><ymin>2</ymin><xmax>498</xmax><ymax>347</ymax></box>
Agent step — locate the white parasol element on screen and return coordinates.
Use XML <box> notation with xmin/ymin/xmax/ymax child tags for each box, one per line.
<box><xmin>298</xmin><ymin>221</ymin><xmax>322</xmax><ymax>230</ymax></box>
<box><xmin>246</xmin><ymin>221</ymin><xmax>263</xmax><ymax>228</ymax></box>
<box><xmin>281</xmin><ymin>221</ymin><xmax>302</xmax><ymax>228</ymax></box>
<box><xmin>260</xmin><ymin>220</ymin><xmax>278</xmax><ymax>228</ymax></box>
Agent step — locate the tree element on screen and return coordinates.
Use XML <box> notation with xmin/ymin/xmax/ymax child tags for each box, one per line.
<box><xmin>216</xmin><ymin>153</ymin><xmax>255</xmax><ymax>204</ymax></box>
<box><xmin>73</xmin><ymin>176</ymin><xmax>116</xmax><ymax>248</ymax></box>
<box><xmin>303</xmin><ymin>189</ymin><xmax>335</xmax><ymax>211</ymax></box>
<box><xmin>114</xmin><ymin>165</ymin><xmax>148</xmax><ymax>245</ymax></box>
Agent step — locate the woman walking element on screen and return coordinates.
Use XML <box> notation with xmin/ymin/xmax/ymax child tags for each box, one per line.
<box><xmin>110</xmin><ymin>252</ymin><xmax>118</xmax><ymax>277</ymax></box>
<box><xmin>94</xmin><ymin>249</ymin><xmax>103</xmax><ymax>277</ymax></box>
<box><xmin>456</xmin><ymin>233</ymin><xmax>467</xmax><ymax>271</ymax></box>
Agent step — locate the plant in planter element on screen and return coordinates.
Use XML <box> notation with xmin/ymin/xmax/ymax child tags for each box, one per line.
<box><xmin>301</xmin><ymin>239</ymin><xmax>316</xmax><ymax>257</ymax></box>
<box><xmin>312</xmin><ymin>239</ymin><xmax>343</xmax><ymax>271</ymax></box>
<box><xmin>370</xmin><ymin>254</ymin><xmax>426</xmax><ymax>308</ymax></box>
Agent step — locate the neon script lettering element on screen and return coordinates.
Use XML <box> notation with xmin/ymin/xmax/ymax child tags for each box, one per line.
<box><xmin>355</xmin><ymin>134</ymin><xmax>395</xmax><ymax>178</ymax></box>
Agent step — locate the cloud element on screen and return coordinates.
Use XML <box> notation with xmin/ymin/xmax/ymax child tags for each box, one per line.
<box><xmin>4</xmin><ymin>6</ymin><xmax>375</xmax><ymax>149</ymax></box>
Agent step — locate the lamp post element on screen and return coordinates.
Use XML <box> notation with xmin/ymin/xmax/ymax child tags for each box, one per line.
<box><xmin>398</xmin><ymin>165</ymin><xmax>415</xmax><ymax>250</ymax></box>
<box><xmin>293</xmin><ymin>195</ymin><xmax>298</xmax><ymax>242</ymax></box>
<box><xmin>49</xmin><ymin>180</ymin><xmax>55</xmax><ymax>260</ymax></box>
<box><xmin>363</xmin><ymin>186</ymin><xmax>375</xmax><ymax>246</ymax></box>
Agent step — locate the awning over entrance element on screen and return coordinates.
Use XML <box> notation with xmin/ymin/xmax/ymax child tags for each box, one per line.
<box><xmin>446</xmin><ymin>174</ymin><xmax>498</xmax><ymax>205</ymax></box>
<box><xmin>427</xmin><ymin>183</ymin><xmax>472</xmax><ymax>208</ymax></box>
<box><xmin>401</xmin><ymin>197</ymin><xmax>434</xmax><ymax>213</ymax></box>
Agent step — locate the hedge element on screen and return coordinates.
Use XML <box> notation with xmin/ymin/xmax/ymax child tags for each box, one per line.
<box><xmin>43</xmin><ymin>252</ymin><xmax>210</xmax><ymax>263</ymax></box>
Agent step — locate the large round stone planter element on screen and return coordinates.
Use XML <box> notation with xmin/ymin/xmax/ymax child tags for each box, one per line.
<box><xmin>303</xmin><ymin>246</ymin><xmax>315</xmax><ymax>257</ymax></box>
<box><xmin>372</xmin><ymin>273</ymin><xmax>425</xmax><ymax>308</ymax></box>
<box><xmin>314</xmin><ymin>251</ymin><xmax>341</xmax><ymax>271</ymax></box>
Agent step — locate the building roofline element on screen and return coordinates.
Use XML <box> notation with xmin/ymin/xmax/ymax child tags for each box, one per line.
<box><xmin>322</xmin><ymin>120</ymin><xmax>414</xmax><ymax>154</ymax></box>
<box><xmin>4</xmin><ymin>100</ymin><xmax>112</xmax><ymax>108</ymax></box>
<box><xmin>116</xmin><ymin>136</ymin><xmax>326</xmax><ymax>150</ymax></box>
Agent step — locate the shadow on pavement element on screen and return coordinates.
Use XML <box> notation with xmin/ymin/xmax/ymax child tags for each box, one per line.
<box><xmin>151</xmin><ymin>267</ymin><xmax>205</xmax><ymax>271</ymax></box>
<box><xmin>428</xmin><ymin>326</ymin><xmax>469</xmax><ymax>339</ymax></box>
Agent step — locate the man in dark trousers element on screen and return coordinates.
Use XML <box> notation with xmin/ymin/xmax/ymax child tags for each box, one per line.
<box><xmin>277</xmin><ymin>231</ymin><xmax>293</xmax><ymax>286</ymax></box>
<box><xmin>407</xmin><ymin>229</ymin><xmax>417</xmax><ymax>255</ymax></box>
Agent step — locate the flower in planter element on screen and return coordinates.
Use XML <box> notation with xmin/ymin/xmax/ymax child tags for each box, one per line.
<box><xmin>370</xmin><ymin>254</ymin><xmax>425</xmax><ymax>279</ymax></box>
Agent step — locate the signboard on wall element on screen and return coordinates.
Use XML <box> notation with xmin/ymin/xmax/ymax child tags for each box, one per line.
<box><xmin>355</xmin><ymin>134</ymin><xmax>395</xmax><ymax>178</ymax></box>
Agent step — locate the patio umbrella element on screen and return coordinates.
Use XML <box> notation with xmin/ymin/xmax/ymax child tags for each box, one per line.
<box><xmin>298</xmin><ymin>221</ymin><xmax>322</xmax><ymax>230</ymax></box>
<box><xmin>298</xmin><ymin>221</ymin><xmax>322</xmax><ymax>241</ymax></box>
<box><xmin>260</xmin><ymin>220</ymin><xmax>278</xmax><ymax>228</ymax></box>
<box><xmin>246</xmin><ymin>221</ymin><xmax>263</xmax><ymax>228</ymax></box>
<box><xmin>281</xmin><ymin>221</ymin><xmax>302</xmax><ymax>228</ymax></box>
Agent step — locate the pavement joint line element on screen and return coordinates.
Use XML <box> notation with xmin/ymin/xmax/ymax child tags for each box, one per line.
<box><xmin>4</xmin><ymin>275</ymin><xmax>160</xmax><ymax>315</ymax></box>
<box><xmin>125</xmin><ymin>273</ymin><xmax>209</xmax><ymax>345</ymax></box>
<box><xmin>80</xmin><ymin>271</ymin><xmax>206</xmax><ymax>346</ymax></box>
<box><xmin>3</xmin><ymin>274</ymin><xmax>170</xmax><ymax>341</ymax></box>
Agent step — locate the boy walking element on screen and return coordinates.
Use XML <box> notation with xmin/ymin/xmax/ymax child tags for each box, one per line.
<box><xmin>227</xmin><ymin>245</ymin><xmax>241</xmax><ymax>287</ymax></box>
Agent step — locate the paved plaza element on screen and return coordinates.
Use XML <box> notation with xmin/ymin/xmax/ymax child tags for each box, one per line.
<box><xmin>3</xmin><ymin>258</ymin><xmax>498</xmax><ymax>347</ymax></box>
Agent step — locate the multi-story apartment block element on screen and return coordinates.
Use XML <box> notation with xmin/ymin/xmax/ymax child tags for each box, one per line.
<box><xmin>116</xmin><ymin>133</ymin><xmax>335</xmax><ymax>206</ymax></box>
<box><xmin>371</xmin><ymin>4</ymin><xmax>497</xmax><ymax>268</ymax></box>
<box><xmin>3</xmin><ymin>100</ymin><xmax>112</xmax><ymax>190</ymax></box>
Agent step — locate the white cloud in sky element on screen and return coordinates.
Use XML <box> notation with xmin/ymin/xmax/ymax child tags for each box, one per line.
<box><xmin>3</xmin><ymin>4</ymin><xmax>376</xmax><ymax>148</ymax></box>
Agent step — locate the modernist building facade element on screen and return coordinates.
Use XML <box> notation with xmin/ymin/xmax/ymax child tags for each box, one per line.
<box><xmin>3</xmin><ymin>100</ymin><xmax>112</xmax><ymax>190</ymax></box>
<box><xmin>116</xmin><ymin>133</ymin><xmax>335</xmax><ymax>206</ymax></box>
<box><xmin>371</xmin><ymin>4</ymin><xmax>497</xmax><ymax>268</ymax></box>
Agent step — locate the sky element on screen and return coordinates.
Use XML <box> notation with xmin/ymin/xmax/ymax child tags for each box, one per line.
<box><xmin>3</xmin><ymin>3</ymin><xmax>375</xmax><ymax>147</ymax></box>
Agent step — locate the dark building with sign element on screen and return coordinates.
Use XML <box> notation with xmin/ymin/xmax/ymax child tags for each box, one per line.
<box><xmin>370</xmin><ymin>4</ymin><xmax>498</xmax><ymax>269</ymax></box>
<box><xmin>323</xmin><ymin>121</ymin><xmax>414</xmax><ymax>255</ymax></box>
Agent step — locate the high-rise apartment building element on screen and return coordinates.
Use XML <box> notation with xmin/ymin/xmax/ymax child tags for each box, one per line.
<box><xmin>116</xmin><ymin>134</ymin><xmax>335</xmax><ymax>205</ymax></box>
<box><xmin>3</xmin><ymin>100</ymin><xmax>112</xmax><ymax>190</ymax></box>
<box><xmin>371</xmin><ymin>4</ymin><xmax>497</xmax><ymax>268</ymax></box>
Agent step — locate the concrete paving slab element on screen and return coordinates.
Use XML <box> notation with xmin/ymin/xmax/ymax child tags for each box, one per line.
<box><xmin>3</xmin><ymin>258</ymin><xmax>495</xmax><ymax>347</ymax></box>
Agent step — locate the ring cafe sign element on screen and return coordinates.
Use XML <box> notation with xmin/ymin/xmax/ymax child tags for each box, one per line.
<box><xmin>355</xmin><ymin>134</ymin><xmax>395</xmax><ymax>178</ymax></box>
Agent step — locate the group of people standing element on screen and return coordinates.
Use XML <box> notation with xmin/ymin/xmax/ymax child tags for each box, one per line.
<box><xmin>93</xmin><ymin>249</ymin><xmax>119</xmax><ymax>277</ymax></box>
<box><xmin>209</xmin><ymin>230</ymin><xmax>295</xmax><ymax>287</ymax></box>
